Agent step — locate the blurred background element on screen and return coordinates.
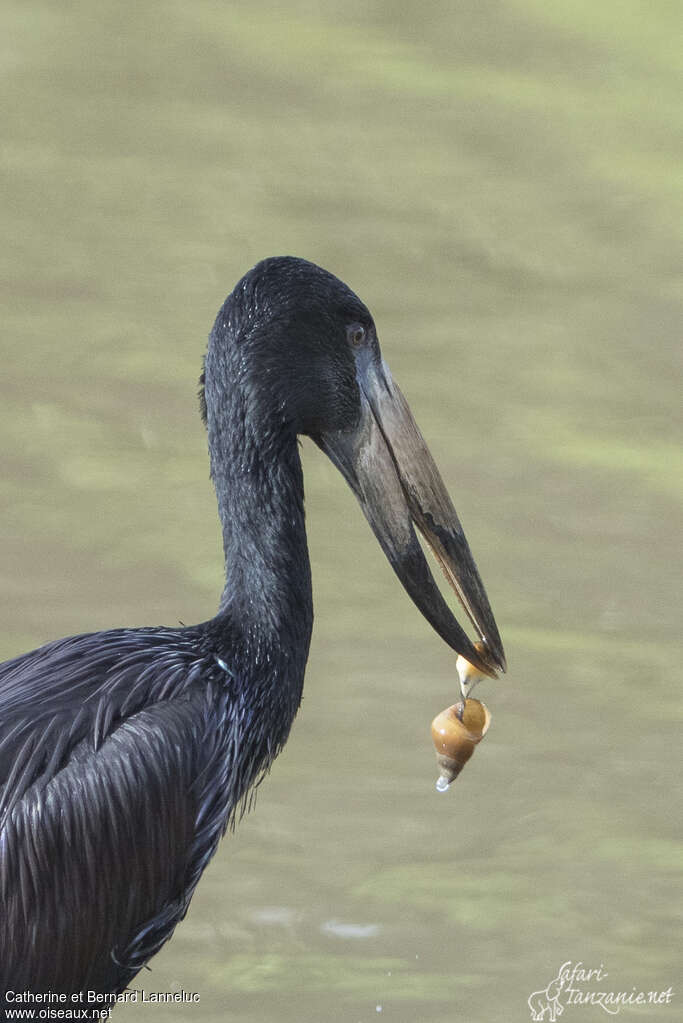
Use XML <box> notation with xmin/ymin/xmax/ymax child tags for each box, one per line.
<box><xmin>1</xmin><ymin>1</ymin><xmax>681</xmax><ymax>1020</ymax></box>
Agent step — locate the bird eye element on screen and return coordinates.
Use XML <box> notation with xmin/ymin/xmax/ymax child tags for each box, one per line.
<box><xmin>349</xmin><ymin>324</ymin><xmax>366</xmax><ymax>348</ymax></box>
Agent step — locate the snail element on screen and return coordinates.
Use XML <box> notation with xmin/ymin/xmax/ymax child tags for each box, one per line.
<box><xmin>431</xmin><ymin>698</ymin><xmax>491</xmax><ymax>792</ymax></box>
<box><xmin>431</xmin><ymin>644</ymin><xmax>494</xmax><ymax>792</ymax></box>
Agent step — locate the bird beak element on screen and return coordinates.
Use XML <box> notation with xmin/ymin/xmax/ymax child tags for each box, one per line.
<box><xmin>314</xmin><ymin>352</ymin><xmax>506</xmax><ymax>678</ymax></box>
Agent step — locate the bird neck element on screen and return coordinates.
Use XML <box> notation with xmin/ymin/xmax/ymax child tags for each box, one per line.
<box><xmin>207</xmin><ymin>395</ymin><xmax>313</xmax><ymax>675</ymax></box>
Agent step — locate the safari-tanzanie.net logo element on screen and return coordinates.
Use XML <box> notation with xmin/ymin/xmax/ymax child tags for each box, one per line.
<box><xmin>527</xmin><ymin>961</ymin><xmax>674</xmax><ymax>1019</ymax></box>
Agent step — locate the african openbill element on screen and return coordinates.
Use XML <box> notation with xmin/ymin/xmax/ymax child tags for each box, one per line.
<box><xmin>0</xmin><ymin>257</ymin><xmax>505</xmax><ymax>1001</ymax></box>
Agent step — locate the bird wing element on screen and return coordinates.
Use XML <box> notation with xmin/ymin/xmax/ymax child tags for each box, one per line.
<box><xmin>0</xmin><ymin>629</ymin><xmax>239</xmax><ymax>994</ymax></box>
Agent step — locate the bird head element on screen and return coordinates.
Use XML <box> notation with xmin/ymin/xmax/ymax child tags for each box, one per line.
<box><xmin>204</xmin><ymin>256</ymin><xmax>505</xmax><ymax>678</ymax></box>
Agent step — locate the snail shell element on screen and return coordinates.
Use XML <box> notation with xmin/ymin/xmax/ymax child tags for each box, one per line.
<box><xmin>456</xmin><ymin>641</ymin><xmax>490</xmax><ymax>699</ymax></box>
<box><xmin>431</xmin><ymin>698</ymin><xmax>491</xmax><ymax>790</ymax></box>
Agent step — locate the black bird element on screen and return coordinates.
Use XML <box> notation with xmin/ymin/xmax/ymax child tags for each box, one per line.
<box><xmin>0</xmin><ymin>257</ymin><xmax>505</xmax><ymax>1001</ymax></box>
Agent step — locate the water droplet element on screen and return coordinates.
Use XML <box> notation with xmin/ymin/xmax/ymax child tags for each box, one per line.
<box><xmin>435</xmin><ymin>776</ymin><xmax>450</xmax><ymax>792</ymax></box>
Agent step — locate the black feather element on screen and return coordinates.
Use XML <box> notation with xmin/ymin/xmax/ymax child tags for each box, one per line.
<box><xmin>0</xmin><ymin>257</ymin><xmax>371</xmax><ymax>1001</ymax></box>
<box><xmin>0</xmin><ymin>606</ymin><xmax>307</xmax><ymax>996</ymax></box>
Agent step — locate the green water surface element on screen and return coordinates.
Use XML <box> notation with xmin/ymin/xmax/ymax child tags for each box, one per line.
<box><xmin>1</xmin><ymin>1</ymin><xmax>681</xmax><ymax>1020</ymax></box>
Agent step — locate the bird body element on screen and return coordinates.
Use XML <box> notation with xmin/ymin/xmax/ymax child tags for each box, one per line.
<box><xmin>0</xmin><ymin>421</ymin><xmax>311</xmax><ymax>993</ymax></box>
<box><xmin>0</xmin><ymin>257</ymin><xmax>504</xmax><ymax>1001</ymax></box>
<box><xmin>0</xmin><ymin>625</ymin><xmax>296</xmax><ymax>992</ymax></box>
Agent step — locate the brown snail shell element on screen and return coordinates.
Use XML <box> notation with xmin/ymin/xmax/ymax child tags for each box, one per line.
<box><xmin>431</xmin><ymin>698</ymin><xmax>491</xmax><ymax>791</ymax></box>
